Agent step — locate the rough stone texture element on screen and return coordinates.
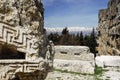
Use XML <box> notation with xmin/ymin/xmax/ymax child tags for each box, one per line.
<box><xmin>54</xmin><ymin>46</ymin><xmax>94</xmax><ymax>61</ymax></box>
<box><xmin>97</xmin><ymin>0</ymin><xmax>120</xmax><ymax>55</ymax></box>
<box><xmin>97</xmin><ymin>1</ymin><xmax>120</xmax><ymax>79</ymax></box>
<box><xmin>45</xmin><ymin>71</ymin><xmax>94</xmax><ymax>80</ymax></box>
<box><xmin>54</xmin><ymin>59</ymin><xmax>95</xmax><ymax>74</ymax></box>
<box><xmin>95</xmin><ymin>56</ymin><xmax>120</xmax><ymax>80</ymax></box>
<box><xmin>0</xmin><ymin>59</ymin><xmax>48</xmax><ymax>80</ymax></box>
<box><xmin>54</xmin><ymin>46</ymin><xmax>95</xmax><ymax>74</ymax></box>
<box><xmin>0</xmin><ymin>0</ymin><xmax>54</xmax><ymax>80</ymax></box>
<box><xmin>55</xmin><ymin>46</ymin><xmax>90</xmax><ymax>55</ymax></box>
<box><xmin>95</xmin><ymin>56</ymin><xmax>120</xmax><ymax>67</ymax></box>
<box><xmin>0</xmin><ymin>0</ymin><xmax>45</xmax><ymax>60</ymax></box>
<box><xmin>102</xmin><ymin>71</ymin><xmax>120</xmax><ymax>80</ymax></box>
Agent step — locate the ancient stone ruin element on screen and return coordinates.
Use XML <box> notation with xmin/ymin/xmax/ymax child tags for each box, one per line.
<box><xmin>54</xmin><ymin>46</ymin><xmax>95</xmax><ymax>74</ymax></box>
<box><xmin>97</xmin><ymin>0</ymin><xmax>120</xmax><ymax>55</ymax></box>
<box><xmin>0</xmin><ymin>0</ymin><xmax>54</xmax><ymax>80</ymax></box>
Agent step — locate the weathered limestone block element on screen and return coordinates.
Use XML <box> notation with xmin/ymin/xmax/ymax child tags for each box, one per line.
<box><xmin>97</xmin><ymin>0</ymin><xmax>120</xmax><ymax>55</ymax></box>
<box><xmin>96</xmin><ymin>56</ymin><xmax>120</xmax><ymax>67</ymax></box>
<box><xmin>0</xmin><ymin>0</ymin><xmax>55</xmax><ymax>80</ymax></box>
<box><xmin>54</xmin><ymin>59</ymin><xmax>95</xmax><ymax>74</ymax></box>
<box><xmin>55</xmin><ymin>46</ymin><xmax>90</xmax><ymax>55</ymax></box>
<box><xmin>54</xmin><ymin>46</ymin><xmax>95</xmax><ymax>74</ymax></box>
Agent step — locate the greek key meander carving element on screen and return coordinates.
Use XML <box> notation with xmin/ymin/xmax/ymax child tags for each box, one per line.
<box><xmin>0</xmin><ymin>22</ymin><xmax>38</xmax><ymax>55</ymax></box>
<box><xmin>0</xmin><ymin>60</ymin><xmax>45</xmax><ymax>79</ymax></box>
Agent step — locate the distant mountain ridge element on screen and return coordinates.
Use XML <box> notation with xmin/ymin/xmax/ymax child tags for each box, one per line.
<box><xmin>45</xmin><ymin>27</ymin><xmax>97</xmax><ymax>35</ymax></box>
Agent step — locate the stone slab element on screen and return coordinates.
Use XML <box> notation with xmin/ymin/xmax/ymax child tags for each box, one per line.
<box><xmin>95</xmin><ymin>56</ymin><xmax>120</xmax><ymax>67</ymax></box>
<box><xmin>54</xmin><ymin>59</ymin><xmax>95</xmax><ymax>74</ymax></box>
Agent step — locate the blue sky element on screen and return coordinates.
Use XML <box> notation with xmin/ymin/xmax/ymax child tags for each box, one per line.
<box><xmin>42</xmin><ymin>0</ymin><xmax>108</xmax><ymax>28</ymax></box>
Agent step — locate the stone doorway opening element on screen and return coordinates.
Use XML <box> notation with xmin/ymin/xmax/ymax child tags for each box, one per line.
<box><xmin>0</xmin><ymin>43</ymin><xmax>25</xmax><ymax>59</ymax></box>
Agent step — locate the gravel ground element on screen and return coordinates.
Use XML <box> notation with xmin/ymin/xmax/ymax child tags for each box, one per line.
<box><xmin>99</xmin><ymin>67</ymin><xmax>120</xmax><ymax>80</ymax></box>
<box><xmin>45</xmin><ymin>66</ymin><xmax>120</xmax><ymax>80</ymax></box>
<box><xmin>45</xmin><ymin>71</ymin><xmax>94</xmax><ymax>80</ymax></box>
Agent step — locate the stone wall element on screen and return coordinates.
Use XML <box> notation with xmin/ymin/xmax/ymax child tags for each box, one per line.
<box><xmin>0</xmin><ymin>0</ymin><xmax>45</xmax><ymax>60</ymax></box>
<box><xmin>0</xmin><ymin>0</ymin><xmax>54</xmax><ymax>80</ymax></box>
<box><xmin>97</xmin><ymin>0</ymin><xmax>120</xmax><ymax>55</ymax></box>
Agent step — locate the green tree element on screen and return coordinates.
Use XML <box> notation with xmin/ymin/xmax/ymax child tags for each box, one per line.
<box><xmin>48</xmin><ymin>33</ymin><xmax>53</xmax><ymax>41</ymax></box>
<box><xmin>48</xmin><ymin>32</ymin><xmax>60</xmax><ymax>45</ymax></box>
<box><xmin>60</xmin><ymin>27</ymin><xmax>69</xmax><ymax>45</ymax></box>
<box><xmin>62</xmin><ymin>27</ymin><xmax>69</xmax><ymax>35</ymax></box>
<box><xmin>84</xmin><ymin>34</ymin><xmax>90</xmax><ymax>46</ymax></box>
<box><xmin>68</xmin><ymin>34</ymin><xmax>79</xmax><ymax>45</ymax></box>
<box><xmin>79</xmin><ymin>31</ymin><xmax>84</xmax><ymax>45</ymax></box>
<box><xmin>75</xmin><ymin>33</ymin><xmax>80</xmax><ymax>45</ymax></box>
<box><xmin>89</xmin><ymin>28</ymin><xmax>97</xmax><ymax>56</ymax></box>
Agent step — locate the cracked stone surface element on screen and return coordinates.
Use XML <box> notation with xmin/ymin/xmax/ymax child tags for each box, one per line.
<box><xmin>97</xmin><ymin>0</ymin><xmax>120</xmax><ymax>56</ymax></box>
<box><xmin>0</xmin><ymin>0</ymin><xmax>55</xmax><ymax>80</ymax></box>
